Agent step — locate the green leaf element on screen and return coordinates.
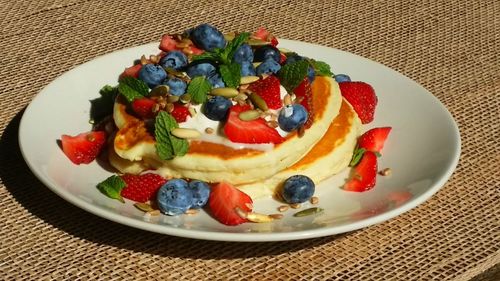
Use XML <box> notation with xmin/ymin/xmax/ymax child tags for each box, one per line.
<box><xmin>349</xmin><ymin>147</ymin><xmax>366</xmax><ymax>167</ymax></box>
<box><xmin>224</xmin><ymin>32</ymin><xmax>250</xmax><ymax>63</ymax></box>
<box><xmin>191</xmin><ymin>52</ymin><xmax>221</xmax><ymax>62</ymax></box>
<box><xmin>96</xmin><ymin>175</ymin><xmax>126</xmax><ymax>203</ymax></box>
<box><xmin>278</xmin><ymin>60</ymin><xmax>309</xmax><ymax>92</ymax></box>
<box><xmin>118</xmin><ymin>77</ymin><xmax>150</xmax><ymax>102</ymax></box>
<box><xmin>90</xmin><ymin>85</ymin><xmax>118</xmax><ymax>124</ymax></box>
<box><xmin>219</xmin><ymin>63</ymin><xmax>241</xmax><ymax>89</ymax></box>
<box><xmin>154</xmin><ymin>111</ymin><xmax>188</xmax><ymax>160</ymax></box>
<box><xmin>187</xmin><ymin>76</ymin><xmax>212</xmax><ymax>104</ymax></box>
<box><xmin>309</xmin><ymin>59</ymin><xmax>334</xmax><ymax>76</ymax></box>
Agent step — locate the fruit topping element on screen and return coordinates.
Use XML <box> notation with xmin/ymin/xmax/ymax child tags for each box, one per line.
<box><xmin>256</xmin><ymin>59</ymin><xmax>281</xmax><ymax>75</ymax></box>
<box><xmin>358</xmin><ymin>127</ymin><xmax>392</xmax><ymax>153</ymax></box>
<box><xmin>170</xmin><ymin>103</ymin><xmax>190</xmax><ymax>123</ymax></box>
<box><xmin>203</xmin><ymin>96</ymin><xmax>233</xmax><ymax>121</ymax></box>
<box><xmin>278</xmin><ymin>104</ymin><xmax>308</xmax><ymax>132</ymax></box>
<box><xmin>232</xmin><ymin>43</ymin><xmax>254</xmax><ymax>64</ymax></box>
<box><xmin>247</xmin><ymin>75</ymin><xmax>282</xmax><ymax>110</ymax></box>
<box><xmin>159</xmin><ymin>34</ymin><xmax>178</xmax><ymax>52</ymax></box>
<box><xmin>157</xmin><ymin>179</ymin><xmax>194</xmax><ymax>215</ymax></box>
<box><xmin>131</xmin><ymin>98</ymin><xmax>157</xmax><ymax>119</ymax></box>
<box><xmin>188</xmin><ymin>180</ymin><xmax>211</xmax><ymax>209</ymax></box>
<box><xmin>254</xmin><ymin>45</ymin><xmax>281</xmax><ymax>63</ymax></box>
<box><xmin>163</xmin><ymin>77</ymin><xmax>187</xmax><ymax>96</ymax></box>
<box><xmin>119</xmin><ymin>64</ymin><xmax>142</xmax><ymax>79</ymax></box>
<box><xmin>121</xmin><ymin>173</ymin><xmax>167</xmax><ymax>203</ymax></box>
<box><xmin>209</xmin><ymin>181</ymin><xmax>253</xmax><ymax>226</ymax></box>
<box><xmin>293</xmin><ymin>78</ymin><xmax>314</xmax><ymax>128</ymax></box>
<box><xmin>344</xmin><ymin>151</ymin><xmax>378</xmax><ymax>192</ymax></box>
<box><xmin>334</xmin><ymin>74</ymin><xmax>351</xmax><ymax>83</ymax></box>
<box><xmin>159</xmin><ymin>50</ymin><xmax>188</xmax><ymax>70</ymax></box>
<box><xmin>224</xmin><ymin>104</ymin><xmax>284</xmax><ymax>144</ymax></box>
<box><xmin>240</xmin><ymin>61</ymin><xmax>256</xmax><ymax>76</ymax></box>
<box><xmin>138</xmin><ymin>64</ymin><xmax>167</xmax><ymax>89</ymax></box>
<box><xmin>339</xmin><ymin>81</ymin><xmax>378</xmax><ymax>124</ymax></box>
<box><xmin>60</xmin><ymin>131</ymin><xmax>106</xmax><ymax>165</ymax></box>
<box><xmin>190</xmin><ymin>24</ymin><xmax>226</xmax><ymax>52</ymax></box>
<box><xmin>281</xmin><ymin>175</ymin><xmax>315</xmax><ymax>204</ymax></box>
<box><xmin>252</xmin><ymin>27</ymin><xmax>278</xmax><ymax>46</ymax></box>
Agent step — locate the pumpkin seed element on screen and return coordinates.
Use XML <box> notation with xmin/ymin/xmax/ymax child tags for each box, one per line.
<box><xmin>150</xmin><ymin>85</ymin><xmax>170</xmax><ymax>96</ymax></box>
<box><xmin>211</xmin><ymin>87</ymin><xmax>239</xmax><ymax>98</ymax></box>
<box><xmin>167</xmin><ymin>95</ymin><xmax>180</xmax><ymax>103</ymax></box>
<box><xmin>180</xmin><ymin>93</ymin><xmax>191</xmax><ymax>103</ymax></box>
<box><xmin>293</xmin><ymin>207</ymin><xmax>324</xmax><ymax>217</ymax></box>
<box><xmin>238</xmin><ymin>110</ymin><xmax>261</xmax><ymax>121</ymax></box>
<box><xmin>240</xmin><ymin>76</ymin><xmax>260</xmax><ymax>85</ymax></box>
<box><xmin>248</xmin><ymin>93</ymin><xmax>269</xmax><ymax>111</ymax></box>
<box><xmin>134</xmin><ymin>203</ymin><xmax>154</xmax><ymax>212</ymax></box>
<box><xmin>171</xmin><ymin>128</ymin><xmax>201</xmax><ymax>139</ymax></box>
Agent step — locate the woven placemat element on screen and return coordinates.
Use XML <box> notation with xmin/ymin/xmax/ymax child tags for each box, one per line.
<box><xmin>1</xmin><ymin>0</ymin><xmax>499</xmax><ymax>280</ymax></box>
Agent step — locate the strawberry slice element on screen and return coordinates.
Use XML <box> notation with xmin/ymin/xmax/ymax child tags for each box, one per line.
<box><xmin>159</xmin><ymin>34</ymin><xmax>178</xmax><ymax>52</ymax></box>
<box><xmin>248</xmin><ymin>75</ymin><xmax>282</xmax><ymax>109</ymax></box>
<box><xmin>339</xmin><ymin>82</ymin><xmax>378</xmax><ymax>124</ymax></box>
<box><xmin>170</xmin><ymin>103</ymin><xmax>190</xmax><ymax>123</ymax></box>
<box><xmin>358</xmin><ymin>127</ymin><xmax>392</xmax><ymax>153</ymax></box>
<box><xmin>61</xmin><ymin>131</ymin><xmax>106</xmax><ymax>165</ymax></box>
<box><xmin>121</xmin><ymin>173</ymin><xmax>167</xmax><ymax>203</ymax></box>
<box><xmin>119</xmin><ymin>64</ymin><xmax>142</xmax><ymax>79</ymax></box>
<box><xmin>344</xmin><ymin>151</ymin><xmax>378</xmax><ymax>192</ymax></box>
<box><xmin>293</xmin><ymin>78</ymin><xmax>314</xmax><ymax>128</ymax></box>
<box><xmin>131</xmin><ymin>98</ymin><xmax>157</xmax><ymax>119</ymax></box>
<box><xmin>209</xmin><ymin>181</ymin><xmax>253</xmax><ymax>226</ymax></box>
<box><xmin>224</xmin><ymin>104</ymin><xmax>284</xmax><ymax>144</ymax></box>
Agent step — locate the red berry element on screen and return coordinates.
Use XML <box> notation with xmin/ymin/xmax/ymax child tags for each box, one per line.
<box><xmin>358</xmin><ymin>127</ymin><xmax>392</xmax><ymax>153</ymax></box>
<box><xmin>159</xmin><ymin>34</ymin><xmax>177</xmax><ymax>52</ymax></box>
<box><xmin>344</xmin><ymin>151</ymin><xmax>378</xmax><ymax>192</ymax></box>
<box><xmin>131</xmin><ymin>98</ymin><xmax>157</xmax><ymax>119</ymax></box>
<box><xmin>170</xmin><ymin>103</ymin><xmax>190</xmax><ymax>123</ymax></box>
<box><xmin>61</xmin><ymin>131</ymin><xmax>106</xmax><ymax>165</ymax></box>
<box><xmin>293</xmin><ymin>78</ymin><xmax>314</xmax><ymax>128</ymax></box>
<box><xmin>121</xmin><ymin>173</ymin><xmax>167</xmax><ymax>203</ymax></box>
<box><xmin>339</xmin><ymin>82</ymin><xmax>378</xmax><ymax>124</ymax></box>
<box><xmin>209</xmin><ymin>181</ymin><xmax>253</xmax><ymax>226</ymax></box>
<box><xmin>248</xmin><ymin>75</ymin><xmax>282</xmax><ymax>110</ymax></box>
<box><xmin>119</xmin><ymin>64</ymin><xmax>142</xmax><ymax>79</ymax></box>
<box><xmin>224</xmin><ymin>104</ymin><xmax>284</xmax><ymax>144</ymax></box>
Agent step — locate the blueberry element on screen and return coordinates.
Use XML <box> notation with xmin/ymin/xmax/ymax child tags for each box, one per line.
<box><xmin>254</xmin><ymin>45</ymin><xmax>280</xmax><ymax>63</ymax></box>
<box><xmin>157</xmin><ymin>179</ymin><xmax>193</xmax><ymax>215</ymax></box>
<box><xmin>256</xmin><ymin>59</ymin><xmax>281</xmax><ymax>75</ymax></box>
<box><xmin>204</xmin><ymin>96</ymin><xmax>232</xmax><ymax>121</ymax></box>
<box><xmin>208</xmin><ymin>74</ymin><xmax>225</xmax><ymax>88</ymax></box>
<box><xmin>240</xmin><ymin>61</ymin><xmax>256</xmax><ymax>76</ymax></box>
<box><xmin>188</xmin><ymin>180</ymin><xmax>211</xmax><ymax>209</ymax></box>
<box><xmin>159</xmin><ymin>50</ymin><xmax>188</xmax><ymax>70</ymax></box>
<box><xmin>190</xmin><ymin>23</ymin><xmax>226</xmax><ymax>51</ymax></box>
<box><xmin>278</xmin><ymin>104</ymin><xmax>308</xmax><ymax>132</ymax></box>
<box><xmin>138</xmin><ymin>64</ymin><xmax>167</xmax><ymax>89</ymax></box>
<box><xmin>334</xmin><ymin>74</ymin><xmax>351</xmax><ymax>83</ymax></box>
<box><xmin>284</xmin><ymin>54</ymin><xmax>303</xmax><ymax>65</ymax></box>
<box><xmin>186</xmin><ymin>62</ymin><xmax>217</xmax><ymax>78</ymax></box>
<box><xmin>163</xmin><ymin>77</ymin><xmax>187</xmax><ymax>96</ymax></box>
<box><xmin>233</xmin><ymin>43</ymin><xmax>253</xmax><ymax>64</ymax></box>
<box><xmin>281</xmin><ymin>175</ymin><xmax>315</xmax><ymax>204</ymax></box>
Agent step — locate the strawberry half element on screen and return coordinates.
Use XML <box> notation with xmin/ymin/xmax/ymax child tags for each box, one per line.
<box><xmin>170</xmin><ymin>103</ymin><xmax>190</xmax><ymax>123</ymax></box>
<box><xmin>61</xmin><ymin>131</ymin><xmax>106</xmax><ymax>165</ymax></box>
<box><xmin>339</xmin><ymin>82</ymin><xmax>377</xmax><ymax>124</ymax></box>
<box><xmin>209</xmin><ymin>181</ymin><xmax>253</xmax><ymax>226</ymax></box>
<box><xmin>344</xmin><ymin>151</ymin><xmax>378</xmax><ymax>192</ymax></box>
<box><xmin>119</xmin><ymin>64</ymin><xmax>142</xmax><ymax>79</ymax></box>
<box><xmin>358</xmin><ymin>127</ymin><xmax>392</xmax><ymax>153</ymax></box>
<box><xmin>248</xmin><ymin>75</ymin><xmax>282</xmax><ymax>110</ymax></box>
<box><xmin>293</xmin><ymin>78</ymin><xmax>314</xmax><ymax>128</ymax></box>
<box><xmin>224</xmin><ymin>104</ymin><xmax>284</xmax><ymax>144</ymax></box>
<box><xmin>131</xmin><ymin>98</ymin><xmax>157</xmax><ymax>119</ymax></box>
<box><xmin>121</xmin><ymin>173</ymin><xmax>167</xmax><ymax>203</ymax></box>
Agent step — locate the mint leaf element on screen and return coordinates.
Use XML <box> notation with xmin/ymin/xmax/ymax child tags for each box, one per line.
<box><xmin>219</xmin><ymin>63</ymin><xmax>241</xmax><ymax>88</ymax></box>
<box><xmin>97</xmin><ymin>175</ymin><xmax>126</xmax><ymax>203</ymax></box>
<box><xmin>349</xmin><ymin>147</ymin><xmax>366</xmax><ymax>167</ymax></box>
<box><xmin>309</xmin><ymin>60</ymin><xmax>333</xmax><ymax>76</ymax></box>
<box><xmin>278</xmin><ymin>60</ymin><xmax>309</xmax><ymax>92</ymax></box>
<box><xmin>187</xmin><ymin>76</ymin><xmax>212</xmax><ymax>104</ymax></box>
<box><xmin>155</xmin><ymin>111</ymin><xmax>188</xmax><ymax>160</ymax></box>
<box><xmin>118</xmin><ymin>77</ymin><xmax>149</xmax><ymax>102</ymax></box>
<box><xmin>90</xmin><ymin>85</ymin><xmax>118</xmax><ymax>124</ymax></box>
<box><xmin>191</xmin><ymin>52</ymin><xmax>221</xmax><ymax>62</ymax></box>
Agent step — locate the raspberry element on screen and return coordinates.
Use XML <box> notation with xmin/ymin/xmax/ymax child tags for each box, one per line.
<box><xmin>121</xmin><ymin>173</ymin><xmax>167</xmax><ymax>203</ymax></box>
<box><xmin>171</xmin><ymin>103</ymin><xmax>190</xmax><ymax>123</ymax></box>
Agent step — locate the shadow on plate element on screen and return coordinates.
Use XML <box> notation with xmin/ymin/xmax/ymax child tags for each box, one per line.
<box><xmin>0</xmin><ymin>109</ymin><xmax>349</xmax><ymax>259</ymax></box>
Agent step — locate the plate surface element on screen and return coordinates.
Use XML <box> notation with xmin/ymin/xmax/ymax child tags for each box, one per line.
<box><xmin>18</xmin><ymin>40</ymin><xmax>460</xmax><ymax>242</ymax></box>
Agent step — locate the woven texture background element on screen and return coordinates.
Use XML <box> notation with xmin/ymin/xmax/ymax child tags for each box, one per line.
<box><xmin>1</xmin><ymin>0</ymin><xmax>499</xmax><ymax>280</ymax></box>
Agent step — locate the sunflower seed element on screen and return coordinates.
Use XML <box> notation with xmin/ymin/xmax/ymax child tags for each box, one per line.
<box><xmin>290</xmin><ymin>203</ymin><xmax>301</xmax><ymax>209</ymax></box>
<box><xmin>171</xmin><ymin>128</ymin><xmax>201</xmax><ymax>139</ymax></box>
<box><xmin>310</xmin><ymin>196</ymin><xmax>319</xmax><ymax>204</ymax></box>
<box><xmin>278</xmin><ymin>205</ymin><xmax>289</xmax><ymax>212</ymax></box>
<box><xmin>150</xmin><ymin>85</ymin><xmax>170</xmax><ymax>97</ymax></box>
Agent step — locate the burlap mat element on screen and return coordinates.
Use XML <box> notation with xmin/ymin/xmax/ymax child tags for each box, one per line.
<box><xmin>1</xmin><ymin>0</ymin><xmax>499</xmax><ymax>280</ymax></box>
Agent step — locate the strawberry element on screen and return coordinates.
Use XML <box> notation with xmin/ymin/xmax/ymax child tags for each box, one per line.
<box><xmin>224</xmin><ymin>104</ymin><xmax>284</xmax><ymax>144</ymax></box>
<box><xmin>358</xmin><ymin>127</ymin><xmax>392</xmax><ymax>153</ymax></box>
<box><xmin>119</xmin><ymin>64</ymin><xmax>142</xmax><ymax>79</ymax></box>
<box><xmin>270</xmin><ymin>36</ymin><xmax>279</xmax><ymax>47</ymax></box>
<box><xmin>209</xmin><ymin>181</ymin><xmax>253</xmax><ymax>226</ymax></box>
<box><xmin>344</xmin><ymin>151</ymin><xmax>378</xmax><ymax>192</ymax></box>
<box><xmin>189</xmin><ymin>45</ymin><xmax>204</xmax><ymax>55</ymax></box>
<box><xmin>170</xmin><ymin>103</ymin><xmax>190</xmax><ymax>123</ymax></box>
<box><xmin>248</xmin><ymin>75</ymin><xmax>282</xmax><ymax>109</ymax></box>
<box><xmin>339</xmin><ymin>82</ymin><xmax>377</xmax><ymax>124</ymax></box>
<box><xmin>293</xmin><ymin>78</ymin><xmax>314</xmax><ymax>128</ymax></box>
<box><xmin>121</xmin><ymin>173</ymin><xmax>167</xmax><ymax>203</ymax></box>
<box><xmin>159</xmin><ymin>34</ymin><xmax>177</xmax><ymax>52</ymax></box>
<box><xmin>61</xmin><ymin>131</ymin><xmax>106</xmax><ymax>165</ymax></box>
<box><xmin>131</xmin><ymin>98</ymin><xmax>157</xmax><ymax>119</ymax></box>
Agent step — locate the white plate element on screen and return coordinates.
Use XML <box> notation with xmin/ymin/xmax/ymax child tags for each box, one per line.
<box><xmin>18</xmin><ymin>40</ymin><xmax>460</xmax><ymax>242</ymax></box>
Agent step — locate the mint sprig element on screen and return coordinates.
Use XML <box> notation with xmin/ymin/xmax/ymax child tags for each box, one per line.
<box><xmin>187</xmin><ymin>76</ymin><xmax>212</xmax><ymax>104</ymax></box>
<box><xmin>155</xmin><ymin>111</ymin><xmax>188</xmax><ymax>160</ymax></box>
<box><xmin>278</xmin><ymin>59</ymin><xmax>309</xmax><ymax>92</ymax></box>
<box><xmin>219</xmin><ymin>63</ymin><xmax>241</xmax><ymax>88</ymax></box>
<box><xmin>192</xmin><ymin>32</ymin><xmax>250</xmax><ymax>65</ymax></box>
<box><xmin>118</xmin><ymin>77</ymin><xmax>150</xmax><ymax>102</ymax></box>
<box><xmin>309</xmin><ymin>59</ymin><xmax>334</xmax><ymax>76</ymax></box>
<box><xmin>97</xmin><ymin>175</ymin><xmax>126</xmax><ymax>203</ymax></box>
